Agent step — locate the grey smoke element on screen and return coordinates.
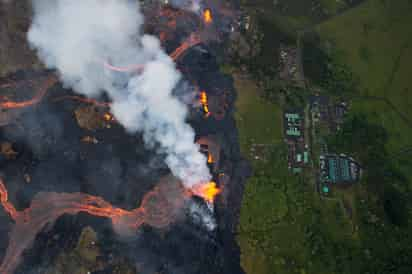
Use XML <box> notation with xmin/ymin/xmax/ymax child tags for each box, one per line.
<box><xmin>27</xmin><ymin>0</ymin><xmax>211</xmax><ymax>187</ymax></box>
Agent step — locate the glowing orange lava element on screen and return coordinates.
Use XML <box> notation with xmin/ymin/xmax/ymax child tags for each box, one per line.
<box><xmin>199</xmin><ymin>91</ymin><xmax>211</xmax><ymax>117</ymax></box>
<box><xmin>0</xmin><ymin>179</ymin><xmax>17</xmax><ymax>221</ymax></box>
<box><xmin>207</xmin><ymin>153</ymin><xmax>213</xmax><ymax>164</ymax></box>
<box><xmin>169</xmin><ymin>33</ymin><xmax>201</xmax><ymax>61</ymax></box>
<box><xmin>0</xmin><ymin>76</ymin><xmax>57</xmax><ymax>110</ymax></box>
<box><xmin>203</xmin><ymin>9</ymin><xmax>213</xmax><ymax>25</ymax></box>
<box><xmin>192</xmin><ymin>182</ymin><xmax>221</xmax><ymax>203</ymax></box>
<box><xmin>103</xmin><ymin>33</ymin><xmax>201</xmax><ymax>74</ymax></box>
<box><xmin>103</xmin><ymin>112</ymin><xmax>114</xmax><ymax>122</ymax></box>
<box><xmin>0</xmin><ymin>177</ymin><xmax>190</xmax><ymax>274</ymax></box>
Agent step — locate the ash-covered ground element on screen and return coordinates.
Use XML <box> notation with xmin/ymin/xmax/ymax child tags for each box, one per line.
<box><xmin>0</xmin><ymin>1</ymin><xmax>249</xmax><ymax>273</ymax></box>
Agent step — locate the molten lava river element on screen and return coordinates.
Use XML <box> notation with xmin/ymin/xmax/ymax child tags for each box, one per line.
<box><xmin>0</xmin><ymin>177</ymin><xmax>219</xmax><ymax>274</ymax></box>
<box><xmin>0</xmin><ymin>1</ymin><xmax>246</xmax><ymax>273</ymax></box>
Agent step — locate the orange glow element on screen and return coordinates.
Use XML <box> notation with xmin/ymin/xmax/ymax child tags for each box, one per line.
<box><xmin>104</xmin><ymin>33</ymin><xmax>201</xmax><ymax>74</ymax></box>
<box><xmin>207</xmin><ymin>153</ymin><xmax>213</xmax><ymax>164</ymax></box>
<box><xmin>0</xmin><ymin>179</ymin><xmax>17</xmax><ymax>221</ymax></box>
<box><xmin>103</xmin><ymin>112</ymin><xmax>113</xmax><ymax>122</ymax></box>
<box><xmin>200</xmin><ymin>91</ymin><xmax>211</xmax><ymax>117</ymax></box>
<box><xmin>203</xmin><ymin>9</ymin><xmax>213</xmax><ymax>24</ymax></box>
<box><xmin>170</xmin><ymin>33</ymin><xmax>201</xmax><ymax>61</ymax></box>
<box><xmin>0</xmin><ymin>178</ymin><xmax>188</xmax><ymax>274</ymax></box>
<box><xmin>0</xmin><ymin>76</ymin><xmax>57</xmax><ymax>110</ymax></box>
<box><xmin>200</xmin><ymin>91</ymin><xmax>207</xmax><ymax>105</ymax></box>
<box><xmin>192</xmin><ymin>182</ymin><xmax>221</xmax><ymax>203</ymax></box>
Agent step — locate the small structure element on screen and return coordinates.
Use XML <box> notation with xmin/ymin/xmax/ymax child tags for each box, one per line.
<box><xmin>284</xmin><ymin>111</ymin><xmax>304</xmax><ymax>141</ymax></box>
<box><xmin>319</xmin><ymin>154</ymin><xmax>361</xmax><ymax>184</ymax></box>
<box><xmin>284</xmin><ymin>110</ymin><xmax>310</xmax><ymax>171</ymax></box>
<box><xmin>279</xmin><ymin>44</ymin><xmax>305</xmax><ymax>87</ymax></box>
<box><xmin>310</xmin><ymin>95</ymin><xmax>348</xmax><ymax>133</ymax></box>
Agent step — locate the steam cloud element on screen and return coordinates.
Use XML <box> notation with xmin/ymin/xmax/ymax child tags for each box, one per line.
<box><xmin>28</xmin><ymin>0</ymin><xmax>211</xmax><ymax>187</ymax></box>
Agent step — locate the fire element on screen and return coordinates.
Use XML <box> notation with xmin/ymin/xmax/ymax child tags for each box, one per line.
<box><xmin>203</xmin><ymin>9</ymin><xmax>213</xmax><ymax>25</ymax></box>
<box><xmin>200</xmin><ymin>91</ymin><xmax>210</xmax><ymax>117</ymax></box>
<box><xmin>207</xmin><ymin>153</ymin><xmax>213</xmax><ymax>164</ymax></box>
<box><xmin>192</xmin><ymin>181</ymin><xmax>221</xmax><ymax>203</ymax></box>
<box><xmin>103</xmin><ymin>112</ymin><xmax>113</xmax><ymax>122</ymax></box>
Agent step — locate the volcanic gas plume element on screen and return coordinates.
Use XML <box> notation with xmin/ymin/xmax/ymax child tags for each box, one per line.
<box><xmin>27</xmin><ymin>0</ymin><xmax>211</xmax><ymax>188</ymax></box>
<box><xmin>0</xmin><ymin>177</ymin><xmax>221</xmax><ymax>274</ymax></box>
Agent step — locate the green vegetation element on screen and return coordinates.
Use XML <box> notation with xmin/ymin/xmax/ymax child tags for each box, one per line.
<box><xmin>46</xmin><ymin>227</ymin><xmax>136</xmax><ymax>274</ymax></box>
<box><xmin>328</xmin><ymin>115</ymin><xmax>411</xmax><ymax>224</ymax></box>
<box><xmin>316</xmin><ymin>0</ymin><xmax>412</xmax><ymax>153</ymax></box>
<box><xmin>235</xmin><ymin>1</ymin><xmax>412</xmax><ymax>274</ymax></box>
<box><xmin>302</xmin><ymin>33</ymin><xmax>359</xmax><ymax>96</ymax></box>
<box><xmin>240</xmin><ymin>0</ymin><xmax>350</xmax><ymax>35</ymax></box>
<box><xmin>234</xmin><ymin>74</ymin><xmax>355</xmax><ymax>274</ymax></box>
<box><xmin>234</xmin><ymin>73</ymin><xmax>283</xmax><ymax>156</ymax></box>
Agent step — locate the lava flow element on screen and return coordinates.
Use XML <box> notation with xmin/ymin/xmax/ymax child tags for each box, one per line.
<box><xmin>192</xmin><ymin>182</ymin><xmax>221</xmax><ymax>204</ymax></box>
<box><xmin>0</xmin><ymin>75</ymin><xmax>57</xmax><ymax>110</ymax></box>
<box><xmin>0</xmin><ymin>33</ymin><xmax>200</xmax><ymax>111</ymax></box>
<box><xmin>169</xmin><ymin>33</ymin><xmax>201</xmax><ymax>61</ymax></box>
<box><xmin>207</xmin><ymin>153</ymin><xmax>214</xmax><ymax>164</ymax></box>
<box><xmin>0</xmin><ymin>177</ymin><xmax>220</xmax><ymax>274</ymax></box>
<box><xmin>203</xmin><ymin>9</ymin><xmax>213</xmax><ymax>25</ymax></box>
<box><xmin>104</xmin><ymin>33</ymin><xmax>201</xmax><ymax>73</ymax></box>
<box><xmin>200</xmin><ymin>91</ymin><xmax>211</xmax><ymax>117</ymax></box>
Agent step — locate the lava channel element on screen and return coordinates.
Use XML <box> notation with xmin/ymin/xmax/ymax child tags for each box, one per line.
<box><xmin>0</xmin><ymin>178</ymin><xmax>220</xmax><ymax>274</ymax></box>
<box><xmin>0</xmin><ymin>75</ymin><xmax>57</xmax><ymax>110</ymax></box>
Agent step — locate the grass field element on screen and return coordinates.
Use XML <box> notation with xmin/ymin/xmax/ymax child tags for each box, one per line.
<box><xmin>234</xmin><ymin>1</ymin><xmax>412</xmax><ymax>274</ymax></box>
<box><xmin>233</xmin><ymin>73</ymin><xmax>283</xmax><ymax>157</ymax></box>
<box><xmin>316</xmin><ymin>0</ymin><xmax>412</xmax><ymax>154</ymax></box>
<box><xmin>241</xmin><ymin>0</ymin><xmax>350</xmax><ymax>36</ymax></box>
<box><xmin>233</xmin><ymin>73</ymin><xmax>354</xmax><ymax>274</ymax></box>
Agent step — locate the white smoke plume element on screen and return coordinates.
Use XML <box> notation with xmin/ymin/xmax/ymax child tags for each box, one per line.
<box><xmin>28</xmin><ymin>0</ymin><xmax>211</xmax><ymax>187</ymax></box>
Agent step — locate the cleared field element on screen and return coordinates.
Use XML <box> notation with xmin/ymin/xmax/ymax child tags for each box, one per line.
<box><xmin>233</xmin><ymin>73</ymin><xmax>283</xmax><ymax>156</ymax></box>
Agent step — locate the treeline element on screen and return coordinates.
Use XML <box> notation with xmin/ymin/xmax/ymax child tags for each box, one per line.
<box><xmin>327</xmin><ymin>114</ymin><xmax>412</xmax><ymax>273</ymax></box>
<box><xmin>302</xmin><ymin>32</ymin><xmax>359</xmax><ymax>97</ymax></box>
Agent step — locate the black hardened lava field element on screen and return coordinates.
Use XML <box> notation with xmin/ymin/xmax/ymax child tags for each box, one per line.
<box><xmin>0</xmin><ymin>1</ymin><xmax>249</xmax><ymax>273</ymax></box>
